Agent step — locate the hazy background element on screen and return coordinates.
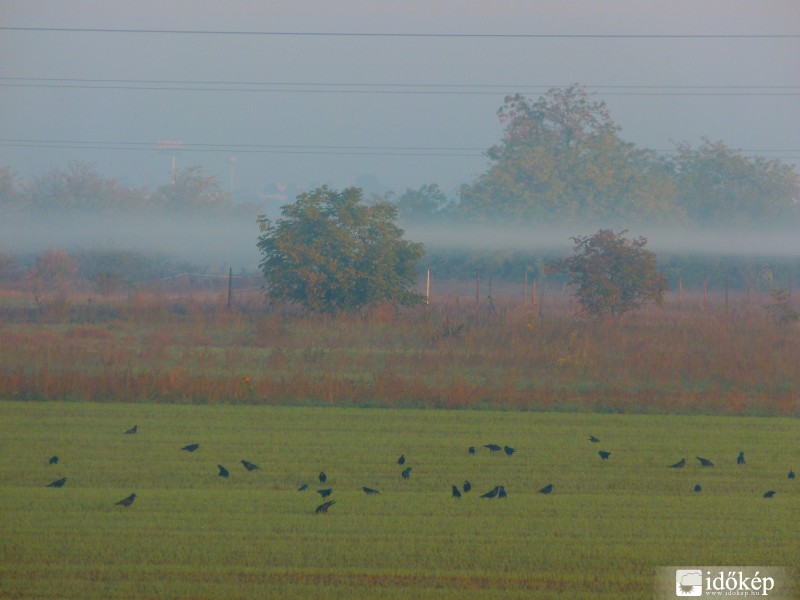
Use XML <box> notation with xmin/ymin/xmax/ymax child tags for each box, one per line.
<box><xmin>1</xmin><ymin>1</ymin><xmax>798</xmax><ymax>269</ymax></box>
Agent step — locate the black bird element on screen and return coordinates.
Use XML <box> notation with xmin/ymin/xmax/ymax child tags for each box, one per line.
<box><xmin>468</xmin><ymin>446</ymin><xmax>476</xmax><ymax>455</ymax></box>
<box><xmin>46</xmin><ymin>477</ymin><xmax>66</xmax><ymax>488</ymax></box>
<box><xmin>217</xmin><ymin>464</ymin><xmax>229</xmax><ymax>478</ymax></box>
<box><xmin>789</xmin><ymin>470</ymin><xmax>796</xmax><ymax>479</ymax></box>
<box><xmin>317</xmin><ymin>488</ymin><xmax>333</xmax><ymax>499</ymax></box>
<box><xmin>397</xmin><ymin>455</ymin><xmax>406</xmax><ymax>465</ymax></box>
<box><xmin>463</xmin><ymin>480</ymin><xmax>472</xmax><ymax>493</ymax></box>
<box><xmin>241</xmin><ymin>460</ymin><xmax>259</xmax><ymax>471</ymax></box>
<box><xmin>315</xmin><ymin>500</ymin><xmax>336</xmax><ymax>514</ymax></box>
<box><xmin>497</xmin><ymin>486</ymin><xmax>507</xmax><ymax>498</ymax></box>
<box><xmin>737</xmin><ymin>451</ymin><xmax>745</xmax><ymax>465</ymax></box>
<box><xmin>362</xmin><ymin>486</ymin><xmax>380</xmax><ymax>495</ymax></box>
<box><xmin>503</xmin><ymin>445</ymin><xmax>516</xmax><ymax>457</ymax></box>
<box><xmin>484</xmin><ymin>444</ymin><xmax>502</xmax><ymax>452</ymax></box>
<box><xmin>694</xmin><ymin>484</ymin><xmax>702</xmax><ymax>493</ymax></box>
<box><xmin>48</xmin><ymin>456</ymin><xmax>59</xmax><ymax>465</ymax></box>
<box><xmin>539</xmin><ymin>484</ymin><xmax>553</xmax><ymax>494</ymax></box>
<box><xmin>181</xmin><ymin>443</ymin><xmax>200</xmax><ymax>452</ymax></box>
<box><xmin>589</xmin><ymin>435</ymin><xmax>600</xmax><ymax>443</ymax></box>
<box><xmin>452</xmin><ymin>485</ymin><xmax>462</xmax><ymax>498</ymax></box>
<box><xmin>763</xmin><ymin>490</ymin><xmax>776</xmax><ymax>498</ymax></box>
<box><xmin>598</xmin><ymin>450</ymin><xmax>611</xmax><ymax>460</ymax></box>
<box><xmin>297</xmin><ymin>483</ymin><xmax>309</xmax><ymax>491</ymax></box>
<box><xmin>319</xmin><ymin>471</ymin><xmax>327</xmax><ymax>484</ymax></box>
<box><xmin>401</xmin><ymin>467</ymin><xmax>412</xmax><ymax>480</ymax></box>
<box><xmin>696</xmin><ymin>456</ymin><xmax>714</xmax><ymax>467</ymax></box>
<box><xmin>669</xmin><ymin>458</ymin><xmax>686</xmax><ymax>468</ymax></box>
<box><xmin>480</xmin><ymin>486</ymin><xmax>500</xmax><ymax>499</ymax></box>
<box><xmin>115</xmin><ymin>493</ymin><xmax>136</xmax><ymax>507</ymax></box>
<box><xmin>124</xmin><ymin>425</ymin><xmax>137</xmax><ymax>434</ymax></box>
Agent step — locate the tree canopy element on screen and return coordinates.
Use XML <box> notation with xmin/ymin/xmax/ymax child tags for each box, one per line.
<box><xmin>256</xmin><ymin>186</ymin><xmax>425</xmax><ymax>314</ymax></box>
<box><xmin>549</xmin><ymin>229</ymin><xmax>668</xmax><ymax>318</ymax></box>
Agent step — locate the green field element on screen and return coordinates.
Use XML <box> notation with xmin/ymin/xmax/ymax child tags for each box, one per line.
<box><xmin>1</xmin><ymin>400</ymin><xmax>797</xmax><ymax>599</ymax></box>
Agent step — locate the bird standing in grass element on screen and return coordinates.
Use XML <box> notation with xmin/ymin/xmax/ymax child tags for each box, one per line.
<box><xmin>480</xmin><ymin>486</ymin><xmax>500</xmax><ymax>499</ymax></box>
<box><xmin>589</xmin><ymin>435</ymin><xmax>600</xmax><ymax>443</ymax></box>
<box><xmin>484</xmin><ymin>444</ymin><xmax>501</xmax><ymax>452</ymax></box>
<box><xmin>317</xmin><ymin>488</ymin><xmax>333</xmax><ymax>499</ymax></box>
<box><xmin>241</xmin><ymin>460</ymin><xmax>259</xmax><ymax>471</ymax></box>
<box><xmin>789</xmin><ymin>470</ymin><xmax>796</xmax><ymax>479</ymax></box>
<box><xmin>48</xmin><ymin>456</ymin><xmax>59</xmax><ymax>465</ymax></box>
<box><xmin>315</xmin><ymin>500</ymin><xmax>336</xmax><ymax>514</ymax></box>
<box><xmin>669</xmin><ymin>458</ymin><xmax>686</xmax><ymax>468</ymax></box>
<box><xmin>217</xmin><ymin>465</ymin><xmax>229</xmax><ymax>478</ymax></box>
<box><xmin>115</xmin><ymin>493</ymin><xmax>136</xmax><ymax>507</ymax></box>
<box><xmin>362</xmin><ymin>486</ymin><xmax>380</xmax><ymax>495</ymax></box>
<box><xmin>297</xmin><ymin>483</ymin><xmax>309</xmax><ymax>491</ymax></box>
<box><xmin>763</xmin><ymin>490</ymin><xmax>776</xmax><ymax>498</ymax></box>
<box><xmin>737</xmin><ymin>451</ymin><xmax>745</xmax><ymax>465</ymax></box>
<box><xmin>463</xmin><ymin>481</ymin><xmax>472</xmax><ymax>493</ymax></box>
<box><xmin>538</xmin><ymin>484</ymin><xmax>553</xmax><ymax>495</ymax></box>
<box><xmin>694</xmin><ymin>484</ymin><xmax>702</xmax><ymax>493</ymax></box>
<box><xmin>46</xmin><ymin>477</ymin><xmax>66</xmax><ymax>488</ymax></box>
<box><xmin>452</xmin><ymin>485</ymin><xmax>462</xmax><ymax>499</ymax></box>
<box><xmin>181</xmin><ymin>443</ymin><xmax>199</xmax><ymax>452</ymax></box>
<box><xmin>397</xmin><ymin>455</ymin><xmax>405</xmax><ymax>465</ymax></box>
<box><xmin>319</xmin><ymin>471</ymin><xmax>327</xmax><ymax>484</ymax></box>
<box><xmin>696</xmin><ymin>456</ymin><xmax>714</xmax><ymax>467</ymax></box>
<box><xmin>124</xmin><ymin>425</ymin><xmax>137</xmax><ymax>434</ymax></box>
<box><xmin>401</xmin><ymin>467</ymin><xmax>412</xmax><ymax>480</ymax></box>
<box><xmin>503</xmin><ymin>446</ymin><xmax>516</xmax><ymax>457</ymax></box>
<box><xmin>497</xmin><ymin>486</ymin><xmax>507</xmax><ymax>498</ymax></box>
<box><xmin>598</xmin><ymin>450</ymin><xmax>611</xmax><ymax>460</ymax></box>
<box><xmin>468</xmin><ymin>447</ymin><xmax>476</xmax><ymax>455</ymax></box>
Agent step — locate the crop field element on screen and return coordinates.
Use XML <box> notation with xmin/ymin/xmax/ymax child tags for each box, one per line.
<box><xmin>1</xmin><ymin>400</ymin><xmax>797</xmax><ymax>599</ymax></box>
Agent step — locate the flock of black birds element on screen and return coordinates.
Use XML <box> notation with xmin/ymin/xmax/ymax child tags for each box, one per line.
<box><xmin>43</xmin><ymin>427</ymin><xmax>794</xmax><ymax>511</ymax></box>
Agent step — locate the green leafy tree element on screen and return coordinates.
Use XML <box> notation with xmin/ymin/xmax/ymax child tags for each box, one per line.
<box><xmin>393</xmin><ymin>183</ymin><xmax>452</xmax><ymax>222</ymax></box>
<box><xmin>671</xmin><ymin>139</ymin><xmax>800</xmax><ymax>227</ymax></box>
<box><xmin>550</xmin><ymin>229</ymin><xmax>668</xmax><ymax>318</ymax></box>
<box><xmin>257</xmin><ymin>186</ymin><xmax>425</xmax><ymax>314</ymax></box>
<box><xmin>153</xmin><ymin>166</ymin><xmax>232</xmax><ymax>213</ymax></box>
<box><xmin>458</xmin><ymin>85</ymin><xmax>680</xmax><ymax>225</ymax></box>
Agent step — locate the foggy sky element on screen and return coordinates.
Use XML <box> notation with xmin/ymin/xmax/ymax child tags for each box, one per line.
<box><xmin>2</xmin><ymin>0</ymin><xmax>798</xmax><ymax>201</ymax></box>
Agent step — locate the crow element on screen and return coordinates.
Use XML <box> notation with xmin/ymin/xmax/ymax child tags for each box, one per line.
<box><xmin>589</xmin><ymin>435</ymin><xmax>600</xmax><ymax>443</ymax></box>
<box><xmin>694</xmin><ymin>484</ymin><xmax>702</xmax><ymax>493</ymax></box>
<box><xmin>115</xmin><ymin>493</ymin><xmax>136</xmax><ymax>507</ymax></box>
<box><xmin>497</xmin><ymin>486</ymin><xmax>507</xmax><ymax>498</ymax></box>
<box><xmin>124</xmin><ymin>425</ymin><xmax>137</xmax><ymax>434</ymax></box>
<box><xmin>789</xmin><ymin>470</ymin><xmax>796</xmax><ymax>480</ymax></box>
<box><xmin>319</xmin><ymin>471</ymin><xmax>327</xmax><ymax>484</ymax></box>
<box><xmin>468</xmin><ymin>446</ymin><xmax>476</xmax><ymax>455</ymax></box>
<box><xmin>217</xmin><ymin>464</ymin><xmax>229</xmax><ymax>478</ymax></box>
<box><xmin>46</xmin><ymin>477</ymin><xmax>66</xmax><ymax>488</ymax></box>
<box><xmin>315</xmin><ymin>500</ymin><xmax>336</xmax><ymax>514</ymax></box>
<box><xmin>669</xmin><ymin>458</ymin><xmax>686</xmax><ymax>468</ymax></box>
<box><xmin>241</xmin><ymin>460</ymin><xmax>259</xmax><ymax>471</ymax></box>
<box><xmin>696</xmin><ymin>456</ymin><xmax>714</xmax><ymax>467</ymax></box>
<box><xmin>452</xmin><ymin>485</ymin><xmax>462</xmax><ymax>498</ymax></box>
<box><xmin>463</xmin><ymin>480</ymin><xmax>472</xmax><ymax>493</ymax></box>
<box><xmin>484</xmin><ymin>444</ymin><xmax>502</xmax><ymax>452</ymax></box>
<box><xmin>401</xmin><ymin>467</ymin><xmax>412</xmax><ymax>480</ymax></box>
<box><xmin>397</xmin><ymin>455</ymin><xmax>405</xmax><ymax>465</ymax></box>
<box><xmin>737</xmin><ymin>451</ymin><xmax>745</xmax><ymax>465</ymax></box>
<box><xmin>503</xmin><ymin>446</ymin><xmax>516</xmax><ymax>457</ymax></box>
<box><xmin>538</xmin><ymin>484</ymin><xmax>553</xmax><ymax>495</ymax></box>
<box><xmin>362</xmin><ymin>486</ymin><xmax>380</xmax><ymax>495</ymax></box>
<box><xmin>598</xmin><ymin>450</ymin><xmax>611</xmax><ymax>460</ymax></box>
<box><xmin>48</xmin><ymin>456</ymin><xmax>59</xmax><ymax>465</ymax></box>
<box><xmin>181</xmin><ymin>443</ymin><xmax>199</xmax><ymax>452</ymax></box>
<box><xmin>297</xmin><ymin>483</ymin><xmax>309</xmax><ymax>491</ymax></box>
<box><xmin>317</xmin><ymin>488</ymin><xmax>333</xmax><ymax>499</ymax></box>
<box><xmin>480</xmin><ymin>486</ymin><xmax>500</xmax><ymax>499</ymax></box>
<box><xmin>763</xmin><ymin>490</ymin><xmax>776</xmax><ymax>498</ymax></box>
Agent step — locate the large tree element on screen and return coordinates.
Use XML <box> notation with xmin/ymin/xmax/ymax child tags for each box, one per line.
<box><xmin>550</xmin><ymin>229</ymin><xmax>668</xmax><ymax>318</ymax></box>
<box><xmin>458</xmin><ymin>85</ymin><xmax>679</xmax><ymax>225</ymax></box>
<box><xmin>257</xmin><ymin>186</ymin><xmax>425</xmax><ymax>314</ymax></box>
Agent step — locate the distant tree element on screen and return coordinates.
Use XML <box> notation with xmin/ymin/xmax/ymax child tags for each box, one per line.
<box><xmin>394</xmin><ymin>183</ymin><xmax>452</xmax><ymax>222</ymax></box>
<box><xmin>27</xmin><ymin>248</ymin><xmax>79</xmax><ymax>314</ymax></box>
<box><xmin>671</xmin><ymin>139</ymin><xmax>800</xmax><ymax>227</ymax></box>
<box><xmin>153</xmin><ymin>166</ymin><xmax>232</xmax><ymax>213</ymax></box>
<box><xmin>257</xmin><ymin>186</ymin><xmax>425</xmax><ymax>314</ymax></box>
<box><xmin>550</xmin><ymin>229</ymin><xmax>668</xmax><ymax>318</ymax></box>
<box><xmin>458</xmin><ymin>85</ymin><xmax>680</xmax><ymax>225</ymax></box>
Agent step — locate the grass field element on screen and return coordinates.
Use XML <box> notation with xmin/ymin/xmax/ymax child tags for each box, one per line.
<box><xmin>1</xmin><ymin>400</ymin><xmax>797</xmax><ymax>599</ymax></box>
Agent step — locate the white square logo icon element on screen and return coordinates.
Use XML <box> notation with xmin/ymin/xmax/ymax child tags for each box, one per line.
<box><xmin>675</xmin><ymin>569</ymin><xmax>703</xmax><ymax>596</ymax></box>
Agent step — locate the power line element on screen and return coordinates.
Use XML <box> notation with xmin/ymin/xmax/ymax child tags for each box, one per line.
<box><xmin>1</xmin><ymin>26</ymin><xmax>798</xmax><ymax>38</ymax></box>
